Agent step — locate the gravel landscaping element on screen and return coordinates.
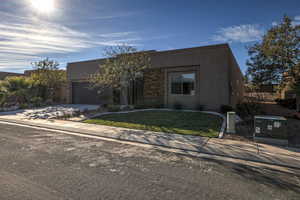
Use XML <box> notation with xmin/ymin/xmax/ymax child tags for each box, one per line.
<box><xmin>0</xmin><ymin>104</ymin><xmax>100</xmax><ymax>120</ymax></box>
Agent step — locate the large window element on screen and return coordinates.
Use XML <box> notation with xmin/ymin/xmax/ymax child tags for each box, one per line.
<box><xmin>171</xmin><ymin>72</ymin><xmax>195</xmax><ymax>95</ymax></box>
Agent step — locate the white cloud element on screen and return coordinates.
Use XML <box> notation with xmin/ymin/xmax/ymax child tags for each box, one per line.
<box><xmin>98</xmin><ymin>32</ymin><xmax>136</xmax><ymax>38</ymax></box>
<box><xmin>212</xmin><ymin>24</ymin><xmax>264</xmax><ymax>43</ymax></box>
<box><xmin>88</xmin><ymin>12</ymin><xmax>138</xmax><ymax>20</ymax></box>
<box><xmin>272</xmin><ymin>16</ymin><xmax>300</xmax><ymax>27</ymax></box>
<box><xmin>292</xmin><ymin>15</ymin><xmax>300</xmax><ymax>26</ymax></box>
<box><xmin>0</xmin><ymin>11</ymin><xmax>141</xmax><ymax>71</ymax></box>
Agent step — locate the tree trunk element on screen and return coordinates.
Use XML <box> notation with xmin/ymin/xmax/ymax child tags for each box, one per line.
<box><xmin>120</xmin><ymin>75</ymin><xmax>129</xmax><ymax>105</ymax></box>
<box><xmin>297</xmin><ymin>94</ymin><xmax>300</xmax><ymax>112</ymax></box>
<box><xmin>120</xmin><ymin>86</ymin><xmax>128</xmax><ymax>105</ymax></box>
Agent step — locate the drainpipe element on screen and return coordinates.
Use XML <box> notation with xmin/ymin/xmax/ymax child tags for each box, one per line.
<box><xmin>120</xmin><ymin>75</ymin><xmax>129</xmax><ymax>106</ymax></box>
<box><xmin>227</xmin><ymin>112</ymin><xmax>236</xmax><ymax>134</ymax></box>
<box><xmin>297</xmin><ymin>94</ymin><xmax>300</xmax><ymax>112</ymax></box>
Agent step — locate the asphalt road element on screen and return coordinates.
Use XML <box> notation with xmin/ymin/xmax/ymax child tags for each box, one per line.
<box><xmin>0</xmin><ymin>123</ymin><xmax>300</xmax><ymax>200</ymax></box>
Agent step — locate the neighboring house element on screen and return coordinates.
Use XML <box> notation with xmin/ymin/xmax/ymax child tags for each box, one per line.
<box><xmin>67</xmin><ymin>44</ymin><xmax>244</xmax><ymax>110</ymax></box>
<box><xmin>0</xmin><ymin>72</ymin><xmax>23</xmax><ymax>80</ymax></box>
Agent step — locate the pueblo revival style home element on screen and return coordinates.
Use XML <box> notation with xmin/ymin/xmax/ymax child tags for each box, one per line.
<box><xmin>66</xmin><ymin>44</ymin><xmax>244</xmax><ymax>110</ymax></box>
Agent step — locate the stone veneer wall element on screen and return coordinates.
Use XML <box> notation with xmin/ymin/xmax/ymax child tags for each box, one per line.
<box><xmin>143</xmin><ymin>68</ymin><xmax>165</xmax><ymax>106</ymax></box>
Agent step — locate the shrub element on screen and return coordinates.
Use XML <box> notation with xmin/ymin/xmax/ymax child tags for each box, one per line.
<box><xmin>154</xmin><ymin>104</ymin><xmax>165</xmax><ymax>109</ymax></box>
<box><xmin>19</xmin><ymin>103</ymin><xmax>29</xmax><ymax>109</ymax></box>
<box><xmin>0</xmin><ymin>76</ymin><xmax>39</xmax><ymax>107</ymax></box>
<box><xmin>134</xmin><ymin>104</ymin><xmax>148</xmax><ymax>109</ymax></box>
<box><xmin>30</xmin><ymin>97</ymin><xmax>43</xmax><ymax>107</ymax></box>
<box><xmin>275</xmin><ymin>98</ymin><xmax>296</xmax><ymax>110</ymax></box>
<box><xmin>101</xmin><ymin>104</ymin><xmax>109</xmax><ymax>109</ymax></box>
<box><xmin>120</xmin><ymin>105</ymin><xmax>134</xmax><ymax>111</ymax></box>
<box><xmin>134</xmin><ymin>103</ymin><xmax>164</xmax><ymax>109</ymax></box>
<box><xmin>196</xmin><ymin>104</ymin><xmax>205</xmax><ymax>111</ymax></box>
<box><xmin>107</xmin><ymin>105</ymin><xmax>121</xmax><ymax>112</ymax></box>
<box><xmin>236</xmin><ymin>102</ymin><xmax>262</xmax><ymax>118</ymax></box>
<box><xmin>220</xmin><ymin>105</ymin><xmax>234</xmax><ymax>113</ymax></box>
<box><xmin>173</xmin><ymin>102</ymin><xmax>182</xmax><ymax>110</ymax></box>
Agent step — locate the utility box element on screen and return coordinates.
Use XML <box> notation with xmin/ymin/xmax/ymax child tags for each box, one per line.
<box><xmin>254</xmin><ymin>115</ymin><xmax>288</xmax><ymax>145</ymax></box>
<box><xmin>227</xmin><ymin>112</ymin><xmax>236</xmax><ymax>134</ymax></box>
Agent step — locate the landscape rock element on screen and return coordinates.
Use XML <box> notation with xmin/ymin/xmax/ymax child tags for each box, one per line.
<box><xmin>11</xmin><ymin>104</ymin><xmax>100</xmax><ymax>120</ymax></box>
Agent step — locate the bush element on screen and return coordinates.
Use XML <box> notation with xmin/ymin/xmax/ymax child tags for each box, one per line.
<box><xmin>134</xmin><ymin>103</ymin><xmax>164</xmax><ymax>109</ymax></box>
<box><xmin>196</xmin><ymin>104</ymin><xmax>205</xmax><ymax>111</ymax></box>
<box><xmin>134</xmin><ymin>104</ymin><xmax>148</xmax><ymax>110</ymax></box>
<box><xmin>173</xmin><ymin>102</ymin><xmax>183</xmax><ymax>110</ymax></box>
<box><xmin>107</xmin><ymin>105</ymin><xmax>121</xmax><ymax>112</ymax></box>
<box><xmin>19</xmin><ymin>103</ymin><xmax>29</xmax><ymax>109</ymax></box>
<box><xmin>153</xmin><ymin>104</ymin><xmax>165</xmax><ymax>109</ymax></box>
<box><xmin>30</xmin><ymin>97</ymin><xmax>43</xmax><ymax>107</ymax></box>
<box><xmin>101</xmin><ymin>104</ymin><xmax>109</xmax><ymax>109</ymax></box>
<box><xmin>236</xmin><ymin>102</ymin><xmax>262</xmax><ymax>118</ymax></box>
<box><xmin>120</xmin><ymin>105</ymin><xmax>134</xmax><ymax>111</ymax></box>
<box><xmin>0</xmin><ymin>76</ymin><xmax>39</xmax><ymax>107</ymax></box>
<box><xmin>220</xmin><ymin>105</ymin><xmax>234</xmax><ymax>113</ymax></box>
<box><xmin>275</xmin><ymin>98</ymin><xmax>296</xmax><ymax>110</ymax></box>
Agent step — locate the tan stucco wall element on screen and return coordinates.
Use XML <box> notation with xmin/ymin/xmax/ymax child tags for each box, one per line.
<box><xmin>66</xmin><ymin>81</ymin><xmax>72</xmax><ymax>104</ymax></box>
<box><xmin>228</xmin><ymin>49</ymin><xmax>244</xmax><ymax>107</ymax></box>
<box><xmin>159</xmin><ymin>47</ymin><xmax>231</xmax><ymax>110</ymax></box>
<box><xmin>146</xmin><ymin>44</ymin><xmax>231</xmax><ymax>110</ymax></box>
<box><xmin>67</xmin><ymin>44</ymin><xmax>244</xmax><ymax>110</ymax></box>
<box><xmin>67</xmin><ymin>59</ymin><xmax>104</xmax><ymax>81</ymax></box>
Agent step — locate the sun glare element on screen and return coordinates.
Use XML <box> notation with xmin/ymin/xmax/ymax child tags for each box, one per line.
<box><xmin>30</xmin><ymin>0</ymin><xmax>55</xmax><ymax>14</ymax></box>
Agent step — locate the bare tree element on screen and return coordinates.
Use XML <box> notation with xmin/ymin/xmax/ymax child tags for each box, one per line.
<box><xmin>90</xmin><ymin>45</ymin><xmax>151</xmax><ymax>105</ymax></box>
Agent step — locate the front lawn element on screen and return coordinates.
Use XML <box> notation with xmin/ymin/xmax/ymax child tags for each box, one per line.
<box><xmin>84</xmin><ymin>110</ymin><xmax>223</xmax><ymax>137</ymax></box>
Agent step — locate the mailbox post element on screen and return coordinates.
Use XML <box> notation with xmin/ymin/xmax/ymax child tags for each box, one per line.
<box><xmin>254</xmin><ymin>115</ymin><xmax>288</xmax><ymax>145</ymax></box>
<box><xmin>227</xmin><ymin>112</ymin><xmax>236</xmax><ymax>134</ymax></box>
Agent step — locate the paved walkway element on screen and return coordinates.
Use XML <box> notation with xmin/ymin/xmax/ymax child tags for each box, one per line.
<box><xmin>0</xmin><ymin>114</ymin><xmax>300</xmax><ymax>169</ymax></box>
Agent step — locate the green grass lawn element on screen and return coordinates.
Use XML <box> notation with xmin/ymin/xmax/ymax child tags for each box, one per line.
<box><xmin>85</xmin><ymin>110</ymin><xmax>223</xmax><ymax>137</ymax></box>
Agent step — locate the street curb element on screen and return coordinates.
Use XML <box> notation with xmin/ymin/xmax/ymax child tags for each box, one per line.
<box><xmin>0</xmin><ymin>118</ymin><xmax>299</xmax><ymax>170</ymax></box>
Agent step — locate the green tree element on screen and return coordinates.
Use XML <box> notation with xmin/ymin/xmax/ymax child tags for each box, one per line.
<box><xmin>0</xmin><ymin>76</ymin><xmax>38</xmax><ymax>107</ymax></box>
<box><xmin>31</xmin><ymin>58</ymin><xmax>67</xmax><ymax>103</ymax></box>
<box><xmin>90</xmin><ymin>45</ymin><xmax>151</xmax><ymax>105</ymax></box>
<box><xmin>246</xmin><ymin>15</ymin><xmax>300</xmax><ymax>88</ymax></box>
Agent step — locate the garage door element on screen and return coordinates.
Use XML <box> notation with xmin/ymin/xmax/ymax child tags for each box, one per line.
<box><xmin>72</xmin><ymin>82</ymin><xmax>112</xmax><ymax>105</ymax></box>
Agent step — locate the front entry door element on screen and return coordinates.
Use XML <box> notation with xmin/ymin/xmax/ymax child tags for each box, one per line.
<box><xmin>167</xmin><ymin>71</ymin><xmax>197</xmax><ymax>109</ymax></box>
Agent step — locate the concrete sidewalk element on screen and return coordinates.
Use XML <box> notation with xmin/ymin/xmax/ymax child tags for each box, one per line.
<box><xmin>0</xmin><ymin>115</ymin><xmax>300</xmax><ymax>169</ymax></box>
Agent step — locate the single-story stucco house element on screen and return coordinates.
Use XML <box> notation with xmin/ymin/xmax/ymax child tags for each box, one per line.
<box><xmin>66</xmin><ymin>44</ymin><xmax>244</xmax><ymax>110</ymax></box>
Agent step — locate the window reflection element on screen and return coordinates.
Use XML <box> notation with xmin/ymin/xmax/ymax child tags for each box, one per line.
<box><xmin>171</xmin><ymin>73</ymin><xmax>195</xmax><ymax>95</ymax></box>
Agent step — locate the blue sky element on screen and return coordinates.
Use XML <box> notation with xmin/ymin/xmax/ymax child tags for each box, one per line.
<box><xmin>0</xmin><ymin>0</ymin><xmax>299</xmax><ymax>73</ymax></box>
